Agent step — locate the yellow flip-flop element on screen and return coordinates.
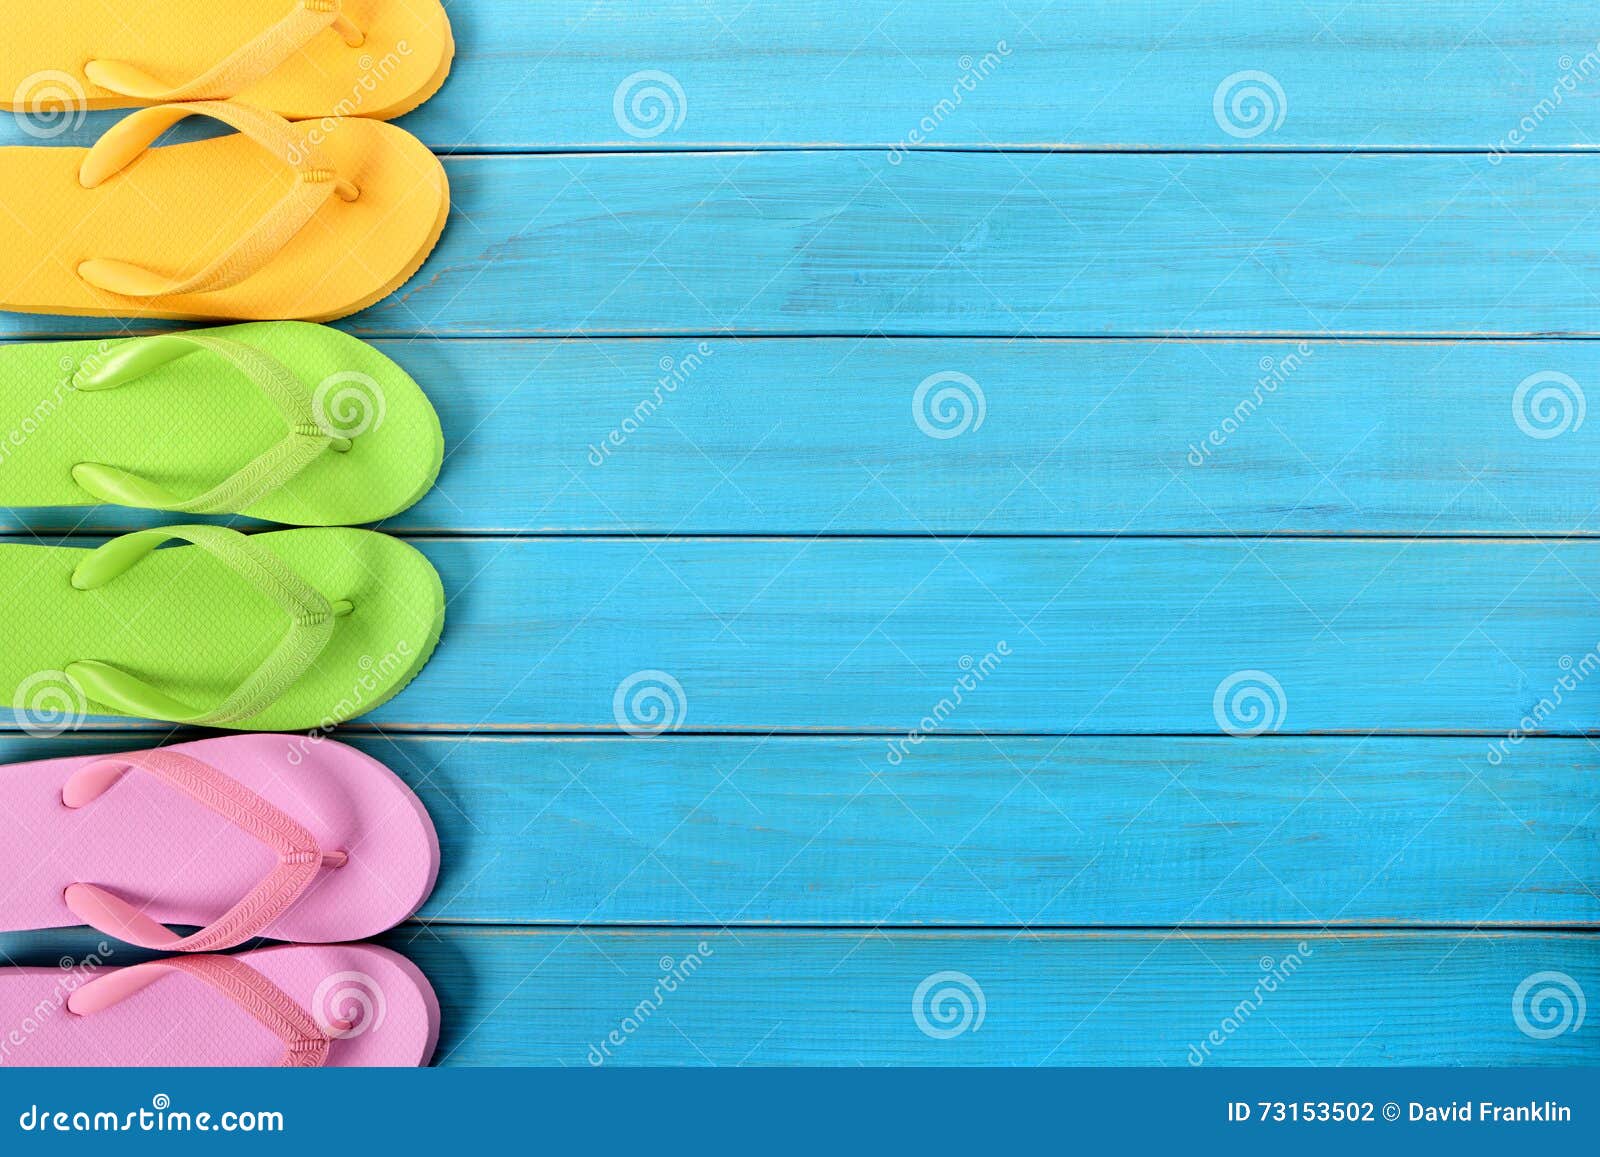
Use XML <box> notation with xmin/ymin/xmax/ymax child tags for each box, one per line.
<box><xmin>0</xmin><ymin>101</ymin><xmax>449</xmax><ymax>322</ymax></box>
<box><xmin>6</xmin><ymin>1</ymin><xmax>453</xmax><ymax>121</ymax></box>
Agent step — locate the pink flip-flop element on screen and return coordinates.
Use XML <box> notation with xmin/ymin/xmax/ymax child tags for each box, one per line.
<box><xmin>0</xmin><ymin>734</ymin><xmax>439</xmax><ymax>950</ymax></box>
<box><xmin>0</xmin><ymin>943</ymin><xmax>439</xmax><ymax>1066</ymax></box>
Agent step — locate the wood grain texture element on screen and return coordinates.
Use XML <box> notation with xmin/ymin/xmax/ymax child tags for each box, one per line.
<box><xmin>1</xmin><ymin>0</ymin><xmax>1595</xmax><ymax>1070</ymax></box>
<box><xmin>400</xmin><ymin>0</ymin><xmax>1600</xmax><ymax>152</ymax></box>
<box><xmin>8</xmin><ymin>2</ymin><xmax>1593</xmax><ymax>152</ymax></box>
<box><xmin>392</xmin><ymin>928</ymin><xmax>1599</xmax><ymax>1065</ymax></box>
<box><xmin>0</xmin><ymin>732</ymin><xmax>1591</xmax><ymax>927</ymax></box>
<box><xmin>5</xmin><ymin>535</ymin><xmax>1599</xmax><ymax>735</ymax></box>
<box><xmin>1</xmin><ymin>926</ymin><xmax>1588</xmax><ymax>1065</ymax></box>
<box><xmin>5</xmin><ymin>153</ymin><xmax>1600</xmax><ymax>339</ymax></box>
<box><xmin>5</xmin><ymin>338</ymin><xmax>1600</xmax><ymax>537</ymax></box>
<box><xmin>367</xmin><ymin>734</ymin><xmax>1600</xmax><ymax>929</ymax></box>
<box><xmin>335</xmin><ymin>535</ymin><xmax>1600</xmax><ymax>734</ymax></box>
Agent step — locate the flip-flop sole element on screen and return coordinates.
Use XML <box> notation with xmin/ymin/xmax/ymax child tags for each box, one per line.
<box><xmin>0</xmin><ymin>943</ymin><xmax>438</xmax><ymax>1066</ymax></box>
<box><xmin>0</xmin><ymin>527</ymin><xmax>445</xmax><ymax>730</ymax></box>
<box><xmin>0</xmin><ymin>323</ymin><xmax>443</xmax><ymax>525</ymax></box>
<box><xmin>4</xmin><ymin>0</ymin><xmax>453</xmax><ymax>121</ymax></box>
<box><xmin>0</xmin><ymin>117</ymin><xmax>448</xmax><ymax>321</ymax></box>
<box><xmin>0</xmin><ymin>734</ymin><xmax>439</xmax><ymax>943</ymax></box>
<box><xmin>365</xmin><ymin>9</ymin><xmax>456</xmax><ymax>122</ymax></box>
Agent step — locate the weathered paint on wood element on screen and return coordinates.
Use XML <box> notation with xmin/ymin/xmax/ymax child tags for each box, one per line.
<box><xmin>397</xmin><ymin>928</ymin><xmax>1600</xmax><ymax>1066</ymax></box>
<box><xmin>1</xmin><ymin>0</ymin><xmax>1594</xmax><ymax>1069</ymax></box>
<box><xmin>0</xmin><ymin>732</ymin><xmax>1590</xmax><ymax>927</ymax></box>
<box><xmin>3</xmin><ymin>536</ymin><xmax>1597</xmax><ymax>735</ymax></box>
<box><xmin>0</xmin><ymin>926</ymin><xmax>1589</xmax><ymax>1066</ymax></box>
<box><xmin>8</xmin><ymin>2</ymin><xmax>1597</xmax><ymax>152</ymax></box>
<box><xmin>362</xmin><ymin>536</ymin><xmax>1600</xmax><ymax>734</ymax></box>
<box><xmin>4</xmin><ymin>338</ymin><xmax>1599</xmax><ymax>537</ymax></box>
<box><xmin>403</xmin><ymin>0</ymin><xmax>1600</xmax><ymax>152</ymax></box>
<box><xmin>5</xmin><ymin>153</ymin><xmax>1600</xmax><ymax>339</ymax></box>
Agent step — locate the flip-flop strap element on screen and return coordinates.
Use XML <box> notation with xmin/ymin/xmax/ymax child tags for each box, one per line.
<box><xmin>61</xmin><ymin>748</ymin><xmax>346</xmax><ymax>952</ymax></box>
<box><xmin>65</xmin><ymin>524</ymin><xmax>348</xmax><ymax>725</ymax></box>
<box><xmin>75</xmin><ymin>101</ymin><xmax>359</xmax><ymax>299</ymax></box>
<box><xmin>67</xmin><ymin>954</ymin><xmax>334</xmax><ymax>1067</ymax></box>
<box><xmin>85</xmin><ymin>1</ymin><xmax>364</xmax><ymax>103</ymax></box>
<box><xmin>70</xmin><ymin>332</ymin><xmax>350</xmax><ymax>514</ymax></box>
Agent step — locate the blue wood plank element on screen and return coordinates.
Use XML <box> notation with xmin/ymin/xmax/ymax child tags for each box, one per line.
<box><xmin>396</xmin><ymin>0</ymin><xmax>1600</xmax><ymax>152</ymax></box>
<box><xmin>0</xmin><ymin>0</ymin><xmax>1588</xmax><ymax>1076</ymax></box>
<box><xmin>397</xmin><ymin>928</ymin><xmax>1600</xmax><ymax>1065</ymax></box>
<box><xmin>374</xmin><ymin>536</ymin><xmax>1600</xmax><ymax>733</ymax></box>
<box><xmin>1</xmin><ymin>926</ymin><xmax>1589</xmax><ymax>1065</ymax></box>
<box><xmin>6</xmin><ymin>338</ymin><xmax>1600</xmax><ymax>537</ymax></box>
<box><xmin>0</xmin><ymin>732</ymin><xmax>1588</xmax><ymax>926</ymax></box>
<box><xmin>386</xmin><ymin>734</ymin><xmax>1600</xmax><ymax>928</ymax></box>
<box><xmin>6</xmin><ymin>536</ymin><xmax>1593</xmax><ymax>735</ymax></box>
<box><xmin>4</xmin><ymin>153</ymin><xmax>1600</xmax><ymax>339</ymax></box>
<box><xmin>9</xmin><ymin>2</ymin><xmax>1596</xmax><ymax>152</ymax></box>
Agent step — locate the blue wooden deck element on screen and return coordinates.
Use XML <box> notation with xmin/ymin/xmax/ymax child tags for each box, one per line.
<box><xmin>5</xmin><ymin>0</ymin><xmax>1600</xmax><ymax>1064</ymax></box>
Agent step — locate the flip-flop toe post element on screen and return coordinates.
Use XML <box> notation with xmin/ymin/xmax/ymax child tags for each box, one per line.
<box><xmin>0</xmin><ymin>944</ymin><xmax>437</xmax><ymax>1066</ymax></box>
<box><xmin>7</xmin><ymin>0</ymin><xmax>453</xmax><ymax>120</ymax></box>
<box><xmin>0</xmin><ymin>734</ymin><xmax>439</xmax><ymax>947</ymax></box>
<box><xmin>0</xmin><ymin>102</ymin><xmax>448</xmax><ymax>320</ymax></box>
<box><xmin>0</xmin><ymin>323</ymin><xmax>443</xmax><ymax>524</ymax></box>
<box><xmin>3</xmin><ymin>525</ymin><xmax>443</xmax><ymax>730</ymax></box>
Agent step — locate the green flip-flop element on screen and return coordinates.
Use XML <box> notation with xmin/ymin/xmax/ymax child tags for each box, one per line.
<box><xmin>2</xmin><ymin>524</ymin><xmax>444</xmax><ymax>731</ymax></box>
<box><xmin>0</xmin><ymin>323</ymin><xmax>442</xmax><ymax>526</ymax></box>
